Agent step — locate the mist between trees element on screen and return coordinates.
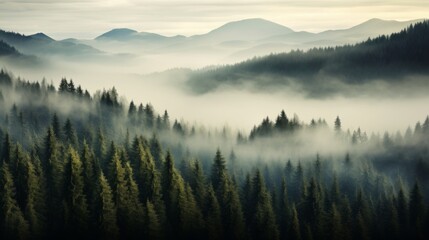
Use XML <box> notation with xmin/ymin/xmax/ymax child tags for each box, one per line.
<box><xmin>0</xmin><ymin>69</ymin><xmax>428</xmax><ymax>239</ymax></box>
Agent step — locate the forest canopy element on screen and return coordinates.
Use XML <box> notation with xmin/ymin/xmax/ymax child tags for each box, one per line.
<box><xmin>0</xmin><ymin>69</ymin><xmax>428</xmax><ymax>240</ymax></box>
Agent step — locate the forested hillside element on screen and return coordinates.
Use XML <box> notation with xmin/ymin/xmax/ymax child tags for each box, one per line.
<box><xmin>0</xmin><ymin>70</ymin><xmax>428</xmax><ymax>239</ymax></box>
<box><xmin>188</xmin><ymin>20</ymin><xmax>429</xmax><ymax>96</ymax></box>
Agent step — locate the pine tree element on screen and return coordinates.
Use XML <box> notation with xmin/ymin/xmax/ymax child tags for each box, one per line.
<box><xmin>107</xmin><ymin>148</ymin><xmax>128</xmax><ymax>236</ymax></box>
<box><xmin>18</xmin><ymin>151</ymin><xmax>45</xmax><ymax>238</ymax></box>
<box><xmin>1</xmin><ymin>133</ymin><xmax>12</xmax><ymax>163</ymax></box>
<box><xmin>80</xmin><ymin>141</ymin><xmax>98</xmax><ymax>216</ymax></box>
<box><xmin>51</xmin><ymin>113</ymin><xmax>61</xmax><ymax>139</ymax></box>
<box><xmin>63</xmin><ymin>119</ymin><xmax>79</xmax><ymax>148</ymax></box>
<box><xmin>144</xmin><ymin>200</ymin><xmax>162</xmax><ymax>239</ymax></box>
<box><xmin>94</xmin><ymin>172</ymin><xmax>119</xmax><ymax>240</ymax></box>
<box><xmin>331</xmin><ymin>173</ymin><xmax>341</xmax><ymax>205</ymax></box>
<box><xmin>0</xmin><ymin>163</ymin><xmax>30</xmax><ymax>240</ymax></box>
<box><xmin>335</xmin><ymin>116</ymin><xmax>341</xmax><ymax>133</ymax></box>
<box><xmin>384</xmin><ymin>198</ymin><xmax>400</xmax><ymax>240</ymax></box>
<box><xmin>134</xmin><ymin>142</ymin><xmax>161</xmax><ymax>202</ymax></box>
<box><xmin>289</xmin><ymin>204</ymin><xmax>301</xmax><ymax>240</ymax></box>
<box><xmin>327</xmin><ymin>204</ymin><xmax>343</xmax><ymax>240</ymax></box>
<box><xmin>203</xmin><ymin>185</ymin><xmax>223</xmax><ymax>240</ymax></box>
<box><xmin>180</xmin><ymin>183</ymin><xmax>204</xmax><ymax>239</ymax></box>
<box><xmin>161</xmin><ymin>151</ymin><xmax>181</xmax><ymax>236</ymax></box>
<box><xmin>162</xmin><ymin>110</ymin><xmax>170</xmax><ymax>130</ymax></box>
<box><xmin>62</xmin><ymin>146</ymin><xmax>89</xmax><ymax>237</ymax></box>
<box><xmin>275</xmin><ymin>110</ymin><xmax>289</xmax><ymax>131</ymax></box>
<box><xmin>189</xmin><ymin>160</ymin><xmax>207</xmax><ymax>209</ymax></box>
<box><xmin>123</xmin><ymin>161</ymin><xmax>145</xmax><ymax>238</ymax></box>
<box><xmin>397</xmin><ymin>186</ymin><xmax>409</xmax><ymax>238</ymax></box>
<box><xmin>210</xmin><ymin>150</ymin><xmax>245</xmax><ymax>240</ymax></box>
<box><xmin>43</xmin><ymin>127</ymin><xmax>63</xmax><ymax>236</ymax></box>
<box><xmin>354</xmin><ymin>212</ymin><xmax>369</xmax><ymax>240</ymax></box>
<box><xmin>279</xmin><ymin>178</ymin><xmax>290</xmax><ymax>240</ymax></box>
<box><xmin>249</xmin><ymin>170</ymin><xmax>279</xmax><ymax>240</ymax></box>
<box><xmin>94</xmin><ymin>127</ymin><xmax>107</xmax><ymax>165</ymax></box>
<box><xmin>302</xmin><ymin>178</ymin><xmax>323</xmax><ymax>237</ymax></box>
<box><xmin>409</xmin><ymin>182</ymin><xmax>425</xmax><ymax>239</ymax></box>
<box><xmin>150</xmin><ymin>135</ymin><xmax>164</xmax><ymax>170</ymax></box>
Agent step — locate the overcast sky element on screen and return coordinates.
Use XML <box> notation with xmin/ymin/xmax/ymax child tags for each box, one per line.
<box><xmin>0</xmin><ymin>0</ymin><xmax>427</xmax><ymax>39</ymax></box>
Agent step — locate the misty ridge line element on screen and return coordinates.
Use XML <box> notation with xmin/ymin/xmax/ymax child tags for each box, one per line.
<box><xmin>0</xmin><ymin>68</ymin><xmax>427</xmax><ymax>140</ymax></box>
<box><xmin>1</xmin><ymin>67</ymin><xmax>428</xmax><ymax>173</ymax></box>
<box><xmin>186</xmin><ymin>20</ymin><xmax>429</xmax><ymax>97</ymax></box>
<box><xmin>25</xmin><ymin>18</ymin><xmax>423</xmax><ymax>41</ymax></box>
<box><xmin>0</xmin><ymin>17</ymin><xmax>424</xmax><ymax>73</ymax></box>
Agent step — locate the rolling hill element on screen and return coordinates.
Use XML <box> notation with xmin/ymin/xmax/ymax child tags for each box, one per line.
<box><xmin>187</xmin><ymin>20</ymin><xmax>429</xmax><ymax>97</ymax></box>
<box><xmin>0</xmin><ymin>29</ymin><xmax>102</xmax><ymax>58</ymax></box>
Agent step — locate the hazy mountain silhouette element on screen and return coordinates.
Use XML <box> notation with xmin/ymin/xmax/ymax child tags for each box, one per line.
<box><xmin>187</xmin><ymin>20</ymin><xmax>429</xmax><ymax>97</ymax></box>
<box><xmin>0</xmin><ymin>29</ymin><xmax>102</xmax><ymax>58</ymax></box>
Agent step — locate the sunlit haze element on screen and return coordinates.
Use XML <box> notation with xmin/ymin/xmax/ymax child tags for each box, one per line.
<box><xmin>0</xmin><ymin>0</ymin><xmax>428</xmax><ymax>39</ymax></box>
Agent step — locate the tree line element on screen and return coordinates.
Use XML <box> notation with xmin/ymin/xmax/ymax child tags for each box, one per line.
<box><xmin>0</xmin><ymin>70</ymin><xmax>428</xmax><ymax>239</ymax></box>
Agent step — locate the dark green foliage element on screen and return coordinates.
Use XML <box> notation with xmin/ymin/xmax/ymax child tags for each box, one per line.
<box><xmin>0</xmin><ymin>69</ymin><xmax>13</xmax><ymax>86</ymax></box>
<box><xmin>188</xmin><ymin>20</ymin><xmax>429</xmax><ymax>96</ymax></box>
<box><xmin>289</xmin><ymin>204</ymin><xmax>302</xmax><ymax>240</ymax></box>
<box><xmin>248</xmin><ymin>170</ymin><xmax>279</xmax><ymax>240</ymax></box>
<box><xmin>409</xmin><ymin>182</ymin><xmax>426</xmax><ymax>239</ymax></box>
<box><xmin>204</xmin><ymin>185</ymin><xmax>223</xmax><ymax>240</ymax></box>
<box><xmin>0</xmin><ymin>163</ymin><xmax>30</xmax><ymax>240</ymax></box>
<box><xmin>94</xmin><ymin>172</ymin><xmax>119</xmax><ymax>240</ymax></box>
<box><xmin>211</xmin><ymin>150</ymin><xmax>245</xmax><ymax>240</ymax></box>
<box><xmin>62</xmin><ymin>146</ymin><xmax>89</xmax><ymax>237</ymax></box>
<box><xmin>144</xmin><ymin>200</ymin><xmax>161</xmax><ymax>239</ymax></box>
<box><xmin>63</xmin><ymin>119</ymin><xmax>79</xmax><ymax>148</ymax></box>
<box><xmin>0</xmin><ymin>68</ymin><xmax>428</xmax><ymax>240</ymax></box>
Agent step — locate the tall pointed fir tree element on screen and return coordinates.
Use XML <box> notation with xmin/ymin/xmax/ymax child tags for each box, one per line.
<box><xmin>144</xmin><ymin>200</ymin><xmax>162</xmax><ymax>239</ymax></box>
<box><xmin>0</xmin><ymin>163</ymin><xmax>30</xmax><ymax>240</ymax></box>
<box><xmin>43</xmin><ymin>127</ymin><xmax>64</xmax><ymax>236</ymax></box>
<box><xmin>409</xmin><ymin>182</ymin><xmax>425</xmax><ymax>239</ymax></box>
<box><xmin>16</xmin><ymin>150</ymin><xmax>45</xmax><ymax>238</ymax></box>
<box><xmin>210</xmin><ymin>149</ymin><xmax>245</xmax><ymax>240</ymax></box>
<box><xmin>62</xmin><ymin>146</ymin><xmax>89</xmax><ymax>237</ymax></box>
<box><xmin>249</xmin><ymin>170</ymin><xmax>279</xmax><ymax>240</ymax></box>
<box><xmin>94</xmin><ymin>171</ymin><xmax>119</xmax><ymax>240</ymax></box>
<box><xmin>203</xmin><ymin>184</ymin><xmax>223</xmax><ymax>240</ymax></box>
<box><xmin>63</xmin><ymin>119</ymin><xmax>79</xmax><ymax>148</ymax></box>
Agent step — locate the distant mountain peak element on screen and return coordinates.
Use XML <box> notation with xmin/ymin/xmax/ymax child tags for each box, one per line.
<box><xmin>198</xmin><ymin>18</ymin><xmax>294</xmax><ymax>42</ymax></box>
<box><xmin>95</xmin><ymin>28</ymin><xmax>138</xmax><ymax>40</ymax></box>
<box><xmin>29</xmin><ymin>32</ymin><xmax>54</xmax><ymax>41</ymax></box>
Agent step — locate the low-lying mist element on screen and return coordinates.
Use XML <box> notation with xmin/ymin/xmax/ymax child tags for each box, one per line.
<box><xmin>2</xmin><ymin>61</ymin><xmax>428</xmax><ymax>135</ymax></box>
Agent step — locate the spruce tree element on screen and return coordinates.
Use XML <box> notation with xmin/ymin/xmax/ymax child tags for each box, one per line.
<box><xmin>144</xmin><ymin>200</ymin><xmax>162</xmax><ymax>239</ymax></box>
<box><xmin>63</xmin><ymin>119</ymin><xmax>79</xmax><ymax>148</ymax></box>
<box><xmin>203</xmin><ymin>185</ymin><xmax>223</xmax><ymax>240</ymax></box>
<box><xmin>210</xmin><ymin>150</ymin><xmax>245</xmax><ymax>240</ymax></box>
<box><xmin>1</xmin><ymin>133</ymin><xmax>12</xmax><ymax>163</ymax></box>
<box><xmin>327</xmin><ymin>204</ymin><xmax>343</xmax><ymax>240</ymax></box>
<box><xmin>62</xmin><ymin>146</ymin><xmax>89</xmax><ymax>237</ymax></box>
<box><xmin>95</xmin><ymin>172</ymin><xmax>119</xmax><ymax>240</ymax></box>
<box><xmin>409</xmin><ymin>182</ymin><xmax>425</xmax><ymax>239</ymax></box>
<box><xmin>189</xmin><ymin>160</ymin><xmax>207</xmax><ymax>209</ymax></box>
<box><xmin>123</xmin><ymin>162</ymin><xmax>145</xmax><ymax>238</ymax></box>
<box><xmin>0</xmin><ymin>163</ymin><xmax>30</xmax><ymax>240</ymax></box>
<box><xmin>43</xmin><ymin>127</ymin><xmax>63</xmax><ymax>236</ymax></box>
<box><xmin>289</xmin><ymin>204</ymin><xmax>301</xmax><ymax>240</ymax></box>
<box><xmin>19</xmin><ymin>151</ymin><xmax>45</xmax><ymax>238</ymax></box>
<box><xmin>249</xmin><ymin>170</ymin><xmax>279</xmax><ymax>240</ymax></box>
<box><xmin>279</xmin><ymin>178</ymin><xmax>290</xmax><ymax>240</ymax></box>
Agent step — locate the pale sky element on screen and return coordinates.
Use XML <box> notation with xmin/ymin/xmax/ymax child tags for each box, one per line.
<box><xmin>0</xmin><ymin>0</ymin><xmax>427</xmax><ymax>39</ymax></box>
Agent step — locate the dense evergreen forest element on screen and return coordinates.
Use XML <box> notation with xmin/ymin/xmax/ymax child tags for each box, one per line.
<box><xmin>0</xmin><ymin>69</ymin><xmax>428</xmax><ymax>240</ymax></box>
<box><xmin>188</xmin><ymin>20</ymin><xmax>429</xmax><ymax>96</ymax></box>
